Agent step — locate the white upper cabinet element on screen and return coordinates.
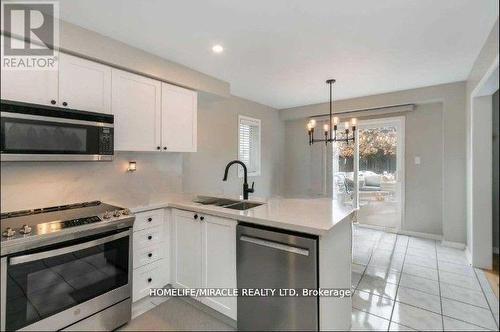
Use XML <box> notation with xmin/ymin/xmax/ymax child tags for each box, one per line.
<box><xmin>1</xmin><ymin>37</ymin><xmax>58</xmax><ymax>106</ymax></box>
<box><xmin>58</xmin><ymin>53</ymin><xmax>112</xmax><ymax>113</ymax></box>
<box><xmin>161</xmin><ymin>83</ymin><xmax>197</xmax><ymax>152</ymax></box>
<box><xmin>112</xmin><ymin>69</ymin><xmax>162</xmax><ymax>151</ymax></box>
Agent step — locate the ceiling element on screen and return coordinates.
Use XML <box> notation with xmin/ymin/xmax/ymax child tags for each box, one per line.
<box><xmin>57</xmin><ymin>0</ymin><xmax>498</xmax><ymax>109</ymax></box>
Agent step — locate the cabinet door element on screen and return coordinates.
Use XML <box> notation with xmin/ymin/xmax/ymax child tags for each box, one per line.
<box><xmin>1</xmin><ymin>37</ymin><xmax>58</xmax><ymax>106</ymax></box>
<box><xmin>161</xmin><ymin>83</ymin><xmax>197</xmax><ymax>152</ymax></box>
<box><xmin>172</xmin><ymin>209</ymin><xmax>202</xmax><ymax>290</ymax></box>
<box><xmin>202</xmin><ymin>215</ymin><xmax>237</xmax><ymax>319</ymax></box>
<box><xmin>59</xmin><ymin>53</ymin><xmax>111</xmax><ymax>113</ymax></box>
<box><xmin>112</xmin><ymin>69</ymin><xmax>161</xmax><ymax>151</ymax></box>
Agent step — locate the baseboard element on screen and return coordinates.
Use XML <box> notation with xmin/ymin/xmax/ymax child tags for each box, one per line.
<box><xmin>355</xmin><ymin>223</ymin><xmax>399</xmax><ymax>234</ymax></box>
<box><xmin>440</xmin><ymin>240</ymin><xmax>466</xmax><ymax>250</ymax></box>
<box><xmin>465</xmin><ymin>246</ymin><xmax>473</xmax><ymax>264</ymax></box>
<box><xmin>397</xmin><ymin>229</ymin><xmax>443</xmax><ymax>241</ymax></box>
<box><xmin>356</xmin><ymin>223</ymin><xmax>443</xmax><ymax>241</ymax></box>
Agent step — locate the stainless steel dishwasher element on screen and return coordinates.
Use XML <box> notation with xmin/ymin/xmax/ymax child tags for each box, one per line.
<box><xmin>237</xmin><ymin>223</ymin><xmax>319</xmax><ymax>331</ymax></box>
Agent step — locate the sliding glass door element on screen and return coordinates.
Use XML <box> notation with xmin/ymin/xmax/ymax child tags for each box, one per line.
<box><xmin>354</xmin><ymin>117</ymin><xmax>405</xmax><ymax>230</ymax></box>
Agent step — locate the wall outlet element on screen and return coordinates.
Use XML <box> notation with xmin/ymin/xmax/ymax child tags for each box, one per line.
<box><xmin>414</xmin><ymin>156</ymin><xmax>421</xmax><ymax>165</ymax></box>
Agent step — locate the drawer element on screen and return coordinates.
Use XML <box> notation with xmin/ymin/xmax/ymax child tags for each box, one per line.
<box><xmin>173</xmin><ymin>208</ymin><xmax>201</xmax><ymax>220</ymax></box>
<box><xmin>133</xmin><ymin>243</ymin><xmax>164</xmax><ymax>269</ymax></box>
<box><xmin>132</xmin><ymin>260</ymin><xmax>165</xmax><ymax>302</ymax></box>
<box><xmin>133</xmin><ymin>225</ymin><xmax>163</xmax><ymax>249</ymax></box>
<box><xmin>134</xmin><ymin>209</ymin><xmax>164</xmax><ymax>231</ymax></box>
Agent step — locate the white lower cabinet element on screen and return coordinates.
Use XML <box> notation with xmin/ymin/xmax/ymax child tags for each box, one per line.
<box><xmin>172</xmin><ymin>209</ymin><xmax>203</xmax><ymax>289</ymax></box>
<box><xmin>201</xmin><ymin>214</ymin><xmax>237</xmax><ymax>320</ymax></box>
<box><xmin>171</xmin><ymin>209</ymin><xmax>237</xmax><ymax>320</ymax></box>
<box><xmin>132</xmin><ymin>209</ymin><xmax>170</xmax><ymax>302</ymax></box>
<box><xmin>133</xmin><ymin>260</ymin><xmax>166</xmax><ymax>301</ymax></box>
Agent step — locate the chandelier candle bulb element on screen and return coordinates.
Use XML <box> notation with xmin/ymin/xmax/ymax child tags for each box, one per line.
<box><xmin>351</xmin><ymin>118</ymin><xmax>357</xmax><ymax>126</ymax></box>
<box><xmin>344</xmin><ymin>121</ymin><xmax>349</xmax><ymax>129</ymax></box>
<box><xmin>310</xmin><ymin>119</ymin><xmax>317</xmax><ymax>128</ymax></box>
<box><xmin>323</xmin><ymin>123</ymin><xmax>329</xmax><ymax>132</ymax></box>
<box><xmin>333</xmin><ymin>117</ymin><xmax>339</xmax><ymax>125</ymax></box>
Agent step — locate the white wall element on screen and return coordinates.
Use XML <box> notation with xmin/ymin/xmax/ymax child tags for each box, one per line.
<box><xmin>493</xmin><ymin>90</ymin><xmax>499</xmax><ymax>252</ymax></box>
<box><xmin>466</xmin><ymin>19</ymin><xmax>498</xmax><ymax>267</ymax></box>
<box><xmin>182</xmin><ymin>94</ymin><xmax>284</xmax><ymax>198</ymax></box>
<box><xmin>0</xmin><ymin>152</ymin><xmax>183</xmax><ymax>212</ymax></box>
<box><xmin>280</xmin><ymin>82</ymin><xmax>466</xmax><ymax>243</ymax></box>
<box><xmin>283</xmin><ymin>102</ymin><xmax>444</xmax><ymax>236</ymax></box>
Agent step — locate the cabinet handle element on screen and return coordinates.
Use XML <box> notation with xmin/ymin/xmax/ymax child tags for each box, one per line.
<box><xmin>62</xmin><ymin>102</ymin><xmax>68</xmax><ymax>107</ymax></box>
<box><xmin>148</xmin><ymin>235</ymin><xmax>152</xmax><ymax>240</ymax></box>
<box><xmin>147</xmin><ymin>217</ymin><xmax>152</xmax><ymax>222</ymax></box>
<box><xmin>148</xmin><ymin>253</ymin><xmax>152</xmax><ymax>258</ymax></box>
<box><xmin>156</xmin><ymin>146</ymin><xmax>161</xmax><ymax>150</ymax></box>
<box><xmin>50</xmin><ymin>100</ymin><xmax>56</xmax><ymax>105</ymax></box>
<box><xmin>148</xmin><ymin>278</ymin><xmax>152</xmax><ymax>283</ymax></box>
<box><xmin>200</xmin><ymin>216</ymin><xmax>205</xmax><ymax>221</ymax></box>
<box><xmin>194</xmin><ymin>214</ymin><xmax>198</xmax><ymax>220</ymax></box>
<box><xmin>163</xmin><ymin>147</ymin><xmax>167</xmax><ymax>150</ymax></box>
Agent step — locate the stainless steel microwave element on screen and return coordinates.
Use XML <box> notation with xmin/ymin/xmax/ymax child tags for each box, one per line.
<box><xmin>1</xmin><ymin>100</ymin><xmax>114</xmax><ymax>161</ymax></box>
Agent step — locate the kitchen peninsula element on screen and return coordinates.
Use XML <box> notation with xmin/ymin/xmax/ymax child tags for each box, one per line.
<box><xmin>112</xmin><ymin>194</ymin><xmax>355</xmax><ymax>331</ymax></box>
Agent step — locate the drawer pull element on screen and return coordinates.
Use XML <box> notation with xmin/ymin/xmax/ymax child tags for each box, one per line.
<box><xmin>147</xmin><ymin>217</ymin><xmax>152</xmax><ymax>222</ymax></box>
<box><xmin>148</xmin><ymin>235</ymin><xmax>152</xmax><ymax>240</ymax></box>
<box><xmin>200</xmin><ymin>216</ymin><xmax>205</xmax><ymax>221</ymax></box>
<box><xmin>148</xmin><ymin>253</ymin><xmax>152</xmax><ymax>258</ymax></box>
<box><xmin>194</xmin><ymin>214</ymin><xmax>198</xmax><ymax>220</ymax></box>
<box><xmin>148</xmin><ymin>278</ymin><xmax>152</xmax><ymax>283</ymax></box>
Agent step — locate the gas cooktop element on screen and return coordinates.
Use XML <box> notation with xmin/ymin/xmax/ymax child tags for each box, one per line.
<box><xmin>0</xmin><ymin>201</ymin><xmax>135</xmax><ymax>255</ymax></box>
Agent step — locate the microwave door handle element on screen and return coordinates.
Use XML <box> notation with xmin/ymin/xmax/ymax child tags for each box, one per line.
<box><xmin>9</xmin><ymin>229</ymin><xmax>131</xmax><ymax>266</ymax></box>
<box><xmin>0</xmin><ymin>111</ymin><xmax>113</xmax><ymax>128</ymax></box>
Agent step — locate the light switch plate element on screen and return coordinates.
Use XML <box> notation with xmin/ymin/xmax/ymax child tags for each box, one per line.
<box><xmin>414</xmin><ymin>156</ymin><xmax>421</xmax><ymax>165</ymax></box>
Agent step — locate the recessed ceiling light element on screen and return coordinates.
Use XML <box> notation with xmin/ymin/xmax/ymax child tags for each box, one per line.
<box><xmin>212</xmin><ymin>44</ymin><xmax>224</xmax><ymax>53</ymax></box>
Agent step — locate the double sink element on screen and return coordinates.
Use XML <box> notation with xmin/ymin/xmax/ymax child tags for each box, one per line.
<box><xmin>193</xmin><ymin>196</ymin><xmax>263</xmax><ymax>211</ymax></box>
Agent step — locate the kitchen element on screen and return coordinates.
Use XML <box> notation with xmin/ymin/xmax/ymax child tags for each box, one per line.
<box><xmin>1</xmin><ymin>1</ymin><xmax>499</xmax><ymax>331</ymax></box>
<box><xmin>0</xmin><ymin>2</ymin><xmax>355</xmax><ymax>330</ymax></box>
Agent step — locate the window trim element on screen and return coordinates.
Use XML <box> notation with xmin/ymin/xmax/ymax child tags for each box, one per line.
<box><xmin>238</xmin><ymin>115</ymin><xmax>261</xmax><ymax>178</ymax></box>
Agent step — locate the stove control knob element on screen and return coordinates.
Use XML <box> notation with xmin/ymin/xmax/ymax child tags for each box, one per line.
<box><xmin>2</xmin><ymin>227</ymin><xmax>15</xmax><ymax>238</ymax></box>
<box><xmin>113</xmin><ymin>210</ymin><xmax>122</xmax><ymax>217</ymax></box>
<box><xmin>103</xmin><ymin>211</ymin><xmax>112</xmax><ymax>219</ymax></box>
<box><xmin>121</xmin><ymin>208</ymin><xmax>131</xmax><ymax>216</ymax></box>
<box><xmin>20</xmin><ymin>224</ymin><xmax>32</xmax><ymax>234</ymax></box>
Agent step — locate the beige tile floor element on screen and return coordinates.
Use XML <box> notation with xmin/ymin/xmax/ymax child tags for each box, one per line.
<box><xmin>122</xmin><ymin>225</ymin><xmax>499</xmax><ymax>331</ymax></box>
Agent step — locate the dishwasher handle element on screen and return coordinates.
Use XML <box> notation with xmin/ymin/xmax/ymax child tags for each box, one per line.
<box><xmin>239</xmin><ymin>235</ymin><xmax>310</xmax><ymax>256</ymax></box>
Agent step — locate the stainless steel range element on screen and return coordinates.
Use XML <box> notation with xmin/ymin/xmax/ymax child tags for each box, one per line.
<box><xmin>0</xmin><ymin>201</ymin><xmax>134</xmax><ymax>331</ymax></box>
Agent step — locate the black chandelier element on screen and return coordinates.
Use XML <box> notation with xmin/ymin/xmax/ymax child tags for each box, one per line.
<box><xmin>307</xmin><ymin>79</ymin><xmax>356</xmax><ymax>145</ymax></box>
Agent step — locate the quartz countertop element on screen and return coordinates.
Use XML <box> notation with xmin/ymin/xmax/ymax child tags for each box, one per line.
<box><xmin>108</xmin><ymin>194</ymin><xmax>356</xmax><ymax>236</ymax></box>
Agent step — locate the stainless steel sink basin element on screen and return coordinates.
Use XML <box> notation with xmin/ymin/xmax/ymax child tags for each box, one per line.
<box><xmin>193</xmin><ymin>196</ymin><xmax>240</xmax><ymax>206</ymax></box>
<box><xmin>223</xmin><ymin>201</ymin><xmax>263</xmax><ymax>210</ymax></box>
<box><xmin>193</xmin><ymin>196</ymin><xmax>263</xmax><ymax>210</ymax></box>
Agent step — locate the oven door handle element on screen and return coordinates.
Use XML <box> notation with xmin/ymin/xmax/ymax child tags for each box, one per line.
<box><xmin>9</xmin><ymin>229</ymin><xmax>131</xmax><ymax>266</ymax></box>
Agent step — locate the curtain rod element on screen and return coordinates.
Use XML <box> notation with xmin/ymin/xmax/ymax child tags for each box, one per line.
<box><xmin>308</xmin><ymin>103</ymin><xmax>415</xmax><ymax>119</ymax></box>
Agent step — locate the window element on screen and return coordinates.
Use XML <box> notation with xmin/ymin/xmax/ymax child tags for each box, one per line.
<box><xmin>238</xmin><ymin>115</ymin><xmax>261</xmax><ymax>177</ymax></box>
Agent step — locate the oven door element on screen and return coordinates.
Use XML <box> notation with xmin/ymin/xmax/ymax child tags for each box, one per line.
<box><xmin>0</xmin><ymin>112</ymin><xmax>113</xmax><ymax>161</ymax></box>
<box><xmin>0</xmin><ymin>228</ymin><xmax>131</xmax><ymax>331</ymax></box>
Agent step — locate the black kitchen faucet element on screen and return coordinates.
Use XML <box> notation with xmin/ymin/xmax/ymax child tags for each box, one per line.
<box><xmin>222</xmin><ymin>160</ymin><xmax>254</xmax><ymax>200</ymax></box>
